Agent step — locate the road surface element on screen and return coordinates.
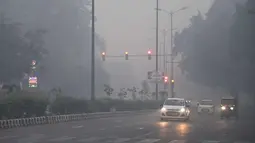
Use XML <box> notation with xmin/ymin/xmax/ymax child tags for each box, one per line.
<box><xmin>0</xmin><ymin>108</ymin><xmax>254</xmax><ymax>143</ymax></box>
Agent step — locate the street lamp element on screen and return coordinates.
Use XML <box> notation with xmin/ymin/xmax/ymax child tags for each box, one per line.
<box><xmin>158</xmin><ymin>7</ymin><xmax>188</xmax><ymax>98</ymax></box>
<box><xmin>91</xmin><ymin>0</ymin><xmax>95</xmax><ymax>100</ymax></box>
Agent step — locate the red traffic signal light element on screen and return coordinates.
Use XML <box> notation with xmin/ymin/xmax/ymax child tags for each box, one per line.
<box><xmin>164</xmin><ymin>76</ymin><xmax>168</xmax><ymax>83</ymax></box>
<box><xmin>101</xmin><ymin>52</ymin><xmax>106</xmax><ymax>61</ymax></box>
<box><xmin>125</xmin><ymin>52</ymin><xmax>128</xmax><ymax>60</ymax></box>
<box><xmin>148</xmin><ymin>50</ymin><xmax>152</xmax><ymax>60</ymax></box>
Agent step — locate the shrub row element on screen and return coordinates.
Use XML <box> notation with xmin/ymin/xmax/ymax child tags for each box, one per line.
<box><xmin>0</xmin><ymin>92</ymin><xmax>163</xmax><ymax>119</ymax></box>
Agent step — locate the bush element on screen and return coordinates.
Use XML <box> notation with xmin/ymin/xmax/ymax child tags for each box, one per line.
<box><xmin>51</xmin><ymin>97</ymin><xmax>162</xmax><ymax>114</ymax></box>
<box><xmin>51</xmin><ymin>96</ymin><xmax>88</xmax><ymax>114</ymax></box>
<box><xmin>0</xmin><ymin>91</ymin><xmax>48</xmax><ymax>119</ymax></box>
<box><xmin>0</xmin><ymin>93</ymin><xmax>162</xmax><ymax>119</ymax></box>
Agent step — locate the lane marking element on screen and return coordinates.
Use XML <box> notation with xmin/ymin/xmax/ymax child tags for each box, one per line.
<box><xmin>115</xmin><ymin>120</ymin><xmax>123</xmax><ymax>123</ymax></box>
<box><xmin>114</xmin><ymin>125</ymin><xmax>121</xmax><ymax>128</ymax></box>
<box><xmin>48</xmin><ymin>136</ymin><xmax>76</xmax><ymax>142</ymax></box>
<box><xmin>168</xmin><ymin>140</ymin><xmax>186</xmax><ymax>143</ymax></box>
<box><xmin>18</xmin><ymin>134</ymin><xmax>46</xmax><ymax>143</ymax></box>
<box><xmin>132</xmin><ymin>132</ymin><xmax>154</xmax><ymax>140</ymax></box>
<box><xmin>72</xmin><ymin>125</ymin><xmax>83</xmax><ymax>129</ymax></box>
<box><xmin>0</xmin><ymin>136</ymin><xmax>19</xmax><ymax>140</ymax></box>
<box><xmin>135</xmin><ymin>139</ymin><xmax>160</xmax><ymax>143</ymax></box>
<box><xmin>78</xmin><ymin>137</ymin><xmax>101</xmax><ymax>142</ymax></box>
<box><xmin>112</xmin><ymin>138</ymin><xmax>131</xmax><ymax>143</ymax></box>
<box><xmin>202</xmin><ymin>141</ymin><xmax>220</xmax><ymax>143</ymax></box>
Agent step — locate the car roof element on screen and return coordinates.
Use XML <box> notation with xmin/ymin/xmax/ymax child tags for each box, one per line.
<box><xmin>167</xmin><ymin>98</ymin><xmax>184</xmax><ymax>100</ymax></box>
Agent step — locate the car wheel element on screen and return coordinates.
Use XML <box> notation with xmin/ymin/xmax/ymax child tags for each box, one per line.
<box><xmin>160</xmin><ymin>118</ymin><xmax>164</xmax><ymax>121</ymax></box>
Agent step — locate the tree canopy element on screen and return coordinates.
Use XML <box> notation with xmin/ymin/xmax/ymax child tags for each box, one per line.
<box><xmin>0</xmin><ymin>0</ymin><xmax>109</xmax><ymax>98</ymax></box>
<box><xmin>175</xmin><ymin>0</ymin><xmax>255</xmax><ymax>95</ymax></box>
<box><xmin>0</xmin><ymin>13</ymin><xmax>46</xmax><ymax>83</ymax></box>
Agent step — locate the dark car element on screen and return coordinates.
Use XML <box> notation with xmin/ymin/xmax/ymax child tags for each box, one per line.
<box><xmin>220</xmin><ymin>96</ymin><xmax>238</xmax><ymax>119</ymax></box>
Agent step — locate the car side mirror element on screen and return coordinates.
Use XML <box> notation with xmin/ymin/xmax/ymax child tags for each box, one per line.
<box><xmin>186</xmin><ymin>104</ymin><xmax>190</xmax><ymax>107</ymax></box>
<box><xmin>160</xmin><ymin>104</ymin><xmax>163</xmax><ymax>108</ymax></box>
<box><xmin>197</xmin><ymin>102</ymin><xmax>199</xmax><ymax>106</ymax></box>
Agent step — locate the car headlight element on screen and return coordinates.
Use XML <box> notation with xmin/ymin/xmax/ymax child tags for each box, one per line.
<box><xmin>180</xmin><ymin>108</ymin><xmax>185</xmax><ymax>112</ymax></box>
<box><xmin>221</xmin><ymin>106</ymin><xmax>226</xmax><ymax>110</ymax></box>
<box><xmin>230</xmin><ymin>107</ymin><xmax>234</xmax><ymax>110</ymax></box>
<box><xmin>161</xmin><ymin>107</ymin><xmax>166</xmax><ymax>112</ymax></box>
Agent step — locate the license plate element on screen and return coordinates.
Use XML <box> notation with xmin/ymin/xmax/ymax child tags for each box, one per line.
<box><xmin>166</xmin><ymin>112</ymin><xmax>178</xmax><ymax>116</ymax></box>
<box><xmin>202</xmin><ymin>109</ymin><xmax>209</xmax><ymax>112</ymax></box>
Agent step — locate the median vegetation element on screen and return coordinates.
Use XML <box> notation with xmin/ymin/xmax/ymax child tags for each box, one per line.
<box><xmin>0</xmin><ymin>91</ymin><xmax>162</xmax><ymax>120</ymax></box>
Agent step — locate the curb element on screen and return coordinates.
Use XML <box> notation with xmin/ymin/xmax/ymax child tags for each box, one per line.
<box><xmin>0</xmin><ymin>110</ymin><xmax>155</xmax><ymax>129</ymax></box>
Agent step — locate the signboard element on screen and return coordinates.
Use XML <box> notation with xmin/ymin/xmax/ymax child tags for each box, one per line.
<box><xmin>147</xmin><ymin>71</ymin><xmax>164</xmax><ymax>83</ymax></box>
<box><xmin>29</xmin><ymin>76</ymin><xmax>38</xmax><ymax>88</ymax></box>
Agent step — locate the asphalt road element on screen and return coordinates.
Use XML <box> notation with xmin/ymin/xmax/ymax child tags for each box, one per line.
<box><xmin>0</xmin><ymin>107</ymin><xmax>254</xmax><ymax>143</ymax></box>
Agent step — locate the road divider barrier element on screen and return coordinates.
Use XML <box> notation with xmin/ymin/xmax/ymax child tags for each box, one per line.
<box><xmin>0</xmin><ymin>110</ymin><xmax>155</xmax><ymax>129</ymax></box>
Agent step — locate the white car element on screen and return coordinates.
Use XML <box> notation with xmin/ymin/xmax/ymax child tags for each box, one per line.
<box><xmin>160</xmin><ymin>98</ymin><xmax>190</xmax><ymax>121</ymax></box>
<box><xmin>197</xmin><ymin>100</ymin><xmax>215</xmax><ymax>114</ymax></box>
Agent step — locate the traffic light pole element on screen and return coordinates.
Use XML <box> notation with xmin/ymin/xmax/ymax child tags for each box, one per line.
<box><xmin>155</xmin><ymin>0</ymin><xmax>159</xmax><ymax>100</ymax></box>
<box><xmin>170</xmin><ymin>12</ymin><xmax>174</xmax><ymax>98</ymax></box>
<box><xmin>91</xmin><ymin>0</ymin><xmax>95</xmax><ymax>100</ymax></box>
<box><xmin>163</xmin><ymin>30</ymin><xmax>167</xmax><ymax>90</ymax></box>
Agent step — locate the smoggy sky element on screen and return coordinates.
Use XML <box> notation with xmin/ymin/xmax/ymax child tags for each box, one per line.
<box><xmin>94</xmin><ymin>0</ymin><xmax>213</xmax><ymax>89</ymax></box>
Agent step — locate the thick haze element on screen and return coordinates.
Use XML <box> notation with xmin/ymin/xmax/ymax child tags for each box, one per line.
<box><xmin>95</xmin><ymin>0</ymin><xmax>213</xmax><ymax>97</ymax></box>
<box><xmin>0</xmin><ymin>0</ymin><xmax>247</xmax><ymax>100</ymax></box>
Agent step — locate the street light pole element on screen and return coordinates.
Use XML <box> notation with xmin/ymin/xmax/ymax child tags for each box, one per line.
<box><xmin>170</xmin><ymin>12</ymin><xmax>174</xmax><ymax>97</ymax></box>
<box><xmin>155</xmin><ymin>0</ymin><xmax>159</xmax><ymax>100</ymax></box>
<box><xmin>163</xmin><ymin>30</ymin><xmax>167</xmax><ymax>90</ymax></box>
<box><xmin>91</xmin><ymin>0</ymin><xmax>95</xmax><ymax>100</ymax></box>
<box><xmin>158</xmin><ymin>7</ymin><xmax>188</xmax><ymax>98</ymax></box>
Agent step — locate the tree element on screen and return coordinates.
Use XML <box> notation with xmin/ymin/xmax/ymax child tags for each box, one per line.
<box><xmin>175</xmin><ymin>0</ymin><xmax>255</xmax><ymax>98</ymax></box>
<box><xmin>0</xmin><ymin>13</ymin><xmax>46</xmax><ymax>83</ymax></box>
<box><xmin>228</xmin><ymin>0</ymin><xmax>255</xmax><ymax>96</ymax></box>
<box><xmin>3</xmin><ymin>0</ymin><xmax>110</xmax><ymax>97</ymax></box>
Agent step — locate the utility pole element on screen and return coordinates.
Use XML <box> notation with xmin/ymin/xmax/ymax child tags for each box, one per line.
<box><xmin>91</xmin><ymin>0</ymin><xmax>95</xmax><ymax>100</ymax></box>
<box><xmin>170</xmin><ymin>12</ymin><xmax>174</xmax><ymax>98</ymax></box>
<box><xmin>155</xmin><ymin>0</ymin><xmax>159</xmax><ymax>100</ymax></box>
<box><xmin>163</xmin><ymin>30</ymin><xmax>167</xmax><ymax>90</ymax></box>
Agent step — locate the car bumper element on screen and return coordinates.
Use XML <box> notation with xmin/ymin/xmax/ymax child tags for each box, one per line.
<box><xmin>160</xmin><ymin>112</ymin><xmax>189</xmax><ymax>120</ymax></box>
<box><xmin>197</xmin><ymin>108</ymin><xmax>214</xmax><ymax>113</ymax></box>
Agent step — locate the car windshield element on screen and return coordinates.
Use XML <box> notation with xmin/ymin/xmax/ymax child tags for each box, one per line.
<box><xmin>200</xmin><ymin>100</ymin><xmax>213</xmax><ymax>105</ymax></box>
<box><xmin>221</xmin><ymin>99</ymin><xmax>235</xmax><ymax>105</ymax></box>
<box><xmin>164</xmin><ymin>99</ymin><xmax>184</xmax><ymax>106</ymax></box>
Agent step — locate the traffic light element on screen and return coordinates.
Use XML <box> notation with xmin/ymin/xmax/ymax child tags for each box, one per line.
<box><xmin>125</xmin><ymin>52</ymin><xmax>128</xmax><ymax>60</ymax></box>
<box><xmin>171</xmin><ymin>79</ymin><xmax>175</xmax><ymax>88</ymax></box>
<box><xmin>148</xmin><ymin>50</ymin><xmax>152</xmax><ymax>60</ymax></box>
<box><xmin>164</xmin><ymin>76</ymin><xmax>168</xmax><ymax>83</ymax></box>
<box><xmin>101</xmin><ymin>52</ymin><xmax>106</xmax><ymax>61</ymax></box>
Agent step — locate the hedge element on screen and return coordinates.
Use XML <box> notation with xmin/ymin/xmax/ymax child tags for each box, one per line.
<box><xmin>0</xmin><ymin>92</ymin><xmax>163</xmax><ymax>119</ymax></box>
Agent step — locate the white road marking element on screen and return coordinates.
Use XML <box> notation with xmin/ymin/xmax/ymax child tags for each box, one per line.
<box><xmin>138</xmin><ymin>127</ymin><xmax>144</xmax><ymax>130</ymax></box>
<box><xmin>135</xmin><ymin>139</ymin><xmax>160</xmax><ymax>143</ymax></box>
<box><xmin>168</xmin><ymin>140</ymin><xmax>186</xmax><ymax>143</ymax></box>
<box><xmin>202</xmin><ymin>141</ymin><xmax>220</xmax><ymax>143</ymax></box>
<box><xmin>18</xmin><ymin>134</ymin><xmax>46</xmax><ymax>143</ymax></box>
<box><xmin>114</xmin><ymin>125</ymin><xmax>121</xmax><ymax>128</ymax></box>
<box><xmin>115</xmin><ymin>120</ymin><xmax>123</xmax><ymax>122</ymax></box>
<box><xmin>0</xmin><ymin>136</ymin><xmax>19</xmax><ymax>140</ymax></box>
<box><xmin>78</xmin><ymin>137</ymin><xmax>101</xmax><ymax>142</ymax></box>
<box><xmin>48</xmin><ymin>136</ymin><xmax>76</xmax><ymax>142</ymax></box>
<box><xmin>72</xmin><ymin>125</ymin><xmax>83</xmax><ymax>128</ymax></box>
<box><xmin>112</xmin><ymin>138</ymin><xmax>131</xmax><ymax>143</ymax></box>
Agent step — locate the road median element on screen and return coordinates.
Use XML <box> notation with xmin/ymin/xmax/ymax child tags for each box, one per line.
<box><xmin>0</xmin><ymin>109</ymin><xmax>156</xmax><ymax>129</ymax></box>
